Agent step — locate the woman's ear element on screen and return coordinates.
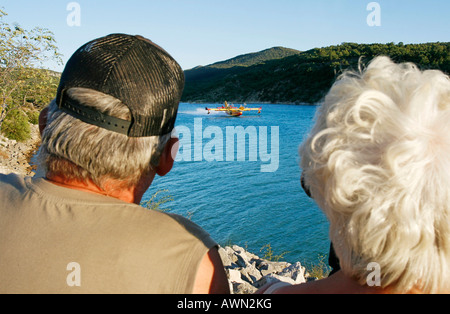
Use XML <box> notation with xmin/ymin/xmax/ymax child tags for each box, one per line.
<box><xmin>39</xmin><ymin>107</ymin><xmax>49</xmax><ymax>136</ymax></box>
<box><xmin>155</xmin><ymin>137</ymin><xmax>179</xmax><ymax>177</ymax></box>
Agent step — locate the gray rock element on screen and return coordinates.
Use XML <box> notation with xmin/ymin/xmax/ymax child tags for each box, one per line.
<box><xmin>240</xmin><ymin>264</ymin><xmax>262</xmax><ymax>284</ymax></box>
<box><xmin>219</xmin><ymin>245</ymin><xmax>308</xmax><ymax>294</ymax></box>
<box><xmin>233</xmin><ymin>281</ymin><xmax>258</xmax><ymax>294</ymax></box>
<box><xmin>218</xmin><ymin>246</ymin><xmax>233</xmax><ymax>268</ymax></box>
<box><xmin>228</xmin><ymin>269</ymin><xmax>244</xmax><ymax>284</ymax></box>
<box><xmin>279</xmin><ymin>262</ymin><xmax>307</xmax><ymax>284</ymax></box>
<box><xmin>258</xmin><ymin>260</ymin><xmax>290</xmax><ymax>276</ymax></box>
<box><xmin>0</xmin><ymin>125</ymin><xmax>40</xmax><ymax>177</ymax></box>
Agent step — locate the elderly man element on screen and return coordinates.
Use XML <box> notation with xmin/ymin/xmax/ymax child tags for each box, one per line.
<box><xmin>0</xmin><ymin>34</ymin><xmax>229</xmax><ymax>294</ymax></box>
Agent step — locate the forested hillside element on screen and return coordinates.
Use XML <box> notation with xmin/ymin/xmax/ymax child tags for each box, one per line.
<box><xmin>182</xmin><ymin>42</ymin><xmax>450</xmax><ymax>104</ymax></box>
<box><xmin>184</xmin><ymin>47</ymin><xmax>301</xmax><ymax>83</ymax></box>
<box><xmin>206</xmin><ymin>46</ymin><xmax>302</xmax><ymax>69</ymax></box>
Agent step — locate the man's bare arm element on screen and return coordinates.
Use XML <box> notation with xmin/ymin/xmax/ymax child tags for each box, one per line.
<box><xmin>193</xmin><ymin>247</ymin><xmax>230</xmax><ymax>294</ymax></box>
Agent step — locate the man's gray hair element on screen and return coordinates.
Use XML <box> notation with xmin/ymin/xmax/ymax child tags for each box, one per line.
<box><xmin>38</xmin><ymin>87</ymin><xmax>172</xmax><ymax>188</ymax></box>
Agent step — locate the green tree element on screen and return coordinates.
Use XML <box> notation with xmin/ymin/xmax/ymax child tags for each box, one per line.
<box><xmin>1</xmin><ymin>108</ymin><xmax>30</xmax><ymax>141</ymax></box>
<box><xmin>0</xmin><ymin>8</ymin><xmax>62</xmax><ymax>137</ymax></box>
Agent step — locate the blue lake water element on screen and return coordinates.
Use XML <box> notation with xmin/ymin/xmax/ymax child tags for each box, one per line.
<box><xmin>144</xmin><ymin>103</ymin><xmax>330</xmax><ymax>265</ymax></box>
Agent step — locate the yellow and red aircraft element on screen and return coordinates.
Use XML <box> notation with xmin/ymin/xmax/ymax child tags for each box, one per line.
<box><xmin>206</xmin><ymin>101</ymin><xmax>262</xmax><ymax>117</ymax></box>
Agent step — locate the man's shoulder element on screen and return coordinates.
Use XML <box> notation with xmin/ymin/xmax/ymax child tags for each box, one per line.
<box><xmin>84</xmin><ymin>202</ymin><xmax>217</xmax><ymax>251</ymax></box>
<box><xmin>0</xmin><ymin>173</ymin><xmax>28</xmax><ymax>192</ymax></box>
<box><xmin>149</xmin><ymin>211</ymin><xmax>217</xmax><ymax>249</ymax></box>
<box><xmin>0</xmin><ymin>172</ymin><xmax>24</xmax><ymax>182</ymax></box>
<box><xmin>165</xmin><ymin>212</ymin><xmax>210</xmax><ymax>237</ymax></box>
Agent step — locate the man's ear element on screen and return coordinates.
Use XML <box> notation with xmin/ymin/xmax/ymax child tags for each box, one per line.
<box><xmin>39</xmin><ymin>107</ymin><xmax>49</xmax><ymax>136</ymax></box>
<box><xmin>155</xmin><ymin>137</ymin><xmax>179</xmax><ymax>177</ymax></box>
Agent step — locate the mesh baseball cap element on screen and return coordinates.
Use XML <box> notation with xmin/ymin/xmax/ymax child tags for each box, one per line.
<box><xmin>56</xmin><ymin>33</ymin><xmax>185</xmax><ymax>137</ymax></box>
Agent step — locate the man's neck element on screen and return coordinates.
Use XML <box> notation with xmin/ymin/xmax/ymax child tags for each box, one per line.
<box><xmin>45</xmin><ymin>172</ymin><xmax>155</xmax><ymax>205</ymax></box>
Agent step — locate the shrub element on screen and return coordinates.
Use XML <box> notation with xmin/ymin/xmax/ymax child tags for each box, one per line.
<box><xmin>260</xmin><ymin>244</ymin><xmax>290</xmax><ymax>262</ymax></box>
<box><xmin>141</xmin><ymin>189</ymin><xmax>174</xmax><ymax>212</ymax></box>
<box><xmin>1</xmin><ymin>109</ymin><xmax>31</xmax><ymax>142</ymax></box>
<box><xmin>27</xmin><ymin>110</ymin><xmax>40</xmax><ymax>125</ymax></box>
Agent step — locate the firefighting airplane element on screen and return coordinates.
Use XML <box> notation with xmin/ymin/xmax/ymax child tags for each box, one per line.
<box><xmin>206</xmin><ymin>101</ymin><xmax>262</xmax><ymax>117</ymax></box>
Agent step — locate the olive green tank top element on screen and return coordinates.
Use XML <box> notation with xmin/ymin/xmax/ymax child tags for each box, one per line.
<box><xmin>0</xmin><ymin>173</ymin><xmax>216</xmax><ymax>294</ymax></box>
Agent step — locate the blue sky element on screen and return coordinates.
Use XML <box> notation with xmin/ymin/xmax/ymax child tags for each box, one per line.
<box><xmin>2</xmin><ymin>0</ymin><xmax>449</xmax><ymax>71</ymax></box>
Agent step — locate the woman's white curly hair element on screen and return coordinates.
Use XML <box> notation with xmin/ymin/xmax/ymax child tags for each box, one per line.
<box><xmin>300</xmin><ymin>56</ymin><xmax>450</xmax><ymax>293</ymax></box>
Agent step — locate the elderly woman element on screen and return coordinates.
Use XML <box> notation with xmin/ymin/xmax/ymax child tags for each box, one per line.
<box><xmin>264</xmin><ymin>56</ymin><xmax>450</xmax><ymax>294</ymax></box>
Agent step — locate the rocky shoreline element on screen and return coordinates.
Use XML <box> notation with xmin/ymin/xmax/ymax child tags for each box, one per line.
<box><xmin>219</xmin><ymin>245</ymin><xmax>315</xmax><ymax>294</ymax></box>
<box><xmin>0</xmin><ymin>128</ymin><xmax>313</xmax><ymax>294</ymax></box>
<box><xmin>0</xmin><ymin>124</ymin><xmax>40</xmax><ymax>177</ymax></box>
